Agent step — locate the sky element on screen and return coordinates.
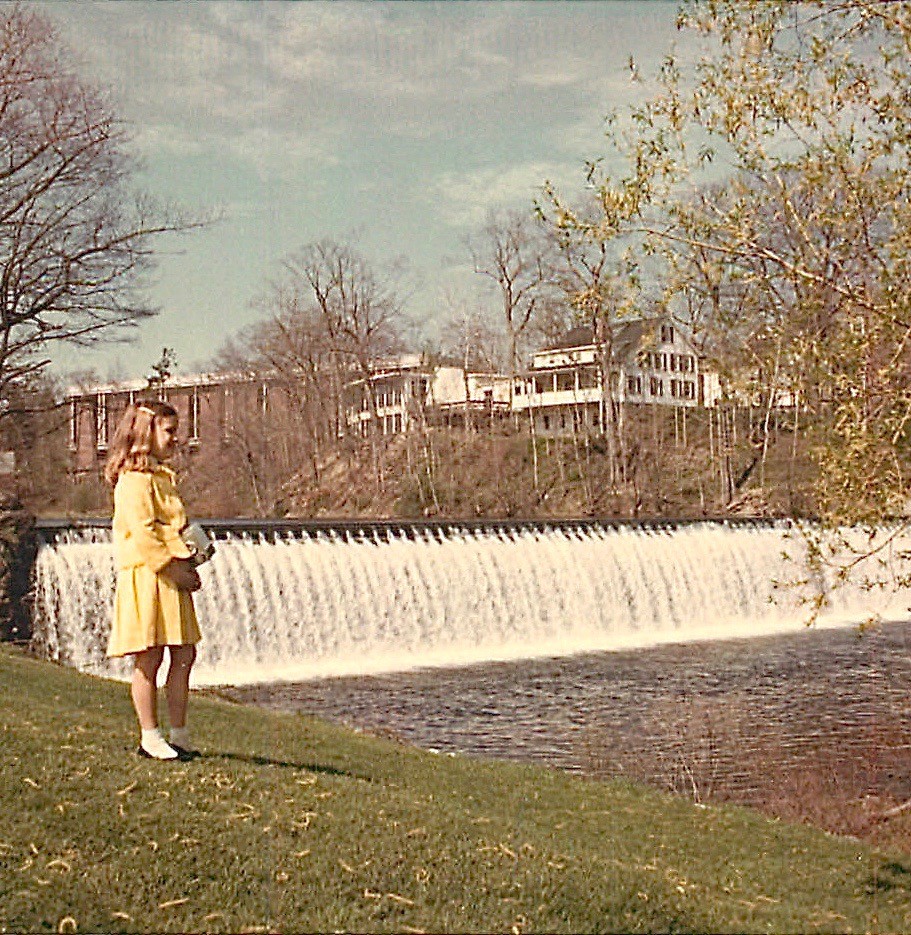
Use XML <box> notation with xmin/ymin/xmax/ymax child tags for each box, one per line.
<box><xmin>43</xmin><ymin>0</ymin><xmax>694</xmax><ymax>383</ymax></box>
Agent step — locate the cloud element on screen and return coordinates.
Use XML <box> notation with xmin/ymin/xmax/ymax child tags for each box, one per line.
<box><xmin>427</xmin><ymin>160</ymin><xmax>583</xmax><ymax>229</ymax></box>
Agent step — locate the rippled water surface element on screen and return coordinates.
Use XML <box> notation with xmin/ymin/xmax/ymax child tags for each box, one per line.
<box><xmin>218</xmin><ymin>620</ymin><xmax>911</xmax><ymax>803</ymax></box>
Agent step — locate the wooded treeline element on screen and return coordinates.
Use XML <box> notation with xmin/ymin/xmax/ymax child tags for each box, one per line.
<box><xmin>3</xmin><ymin>2</ymin><xmax>910</xmax><ymax>542</ymax></box>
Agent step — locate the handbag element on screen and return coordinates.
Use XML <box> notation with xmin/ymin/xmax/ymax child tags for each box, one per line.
<box><xmin>180</xmin><ymin>522</ymin><xmax>216</xmax><ymax>565</ymax></box>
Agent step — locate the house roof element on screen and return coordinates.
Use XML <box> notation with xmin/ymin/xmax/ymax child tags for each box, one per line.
<box><xmin>541</xmin><ymin>318</ymin><xmax>658</xmax><ymax>356</ymax></box>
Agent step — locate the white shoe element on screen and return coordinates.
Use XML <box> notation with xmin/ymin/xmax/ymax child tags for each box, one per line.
<box><xmin>138</xmin><ymin>729</ymin><xmax>179</xmax><ymax>760</ymax></box>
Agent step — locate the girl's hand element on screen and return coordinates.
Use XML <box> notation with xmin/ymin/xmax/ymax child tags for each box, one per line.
<box><xmin>162</xmin><ymin>558</ymin><xmax>202</xmax><ymax>592</ymax></box>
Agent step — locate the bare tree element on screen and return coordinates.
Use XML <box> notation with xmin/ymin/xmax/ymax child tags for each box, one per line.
<box><xmin>469</xmin><ymin>209</ymin><xmax>553</xmax><ymax>405</ymax></box>
<box><xmin>283</xmin><ymin>239</ymin><xmax>406</xmax><ymax>438</ymax></box>
<box><xmin>438</xmin><ymin>288</ymin><xmax>501</xmax><ymax>433</ymax></box>
<box><xmin>0</xmin><ymin>6</ymin><xmax>203</xmax><ymax>420</ymax></box>
<box><xmin>538</xmin><ymin>193</ymin><xmax>638</xmax><ymax>487</ymax></box>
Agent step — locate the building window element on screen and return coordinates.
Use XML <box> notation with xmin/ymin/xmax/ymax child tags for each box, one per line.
<box><xmin>96</xmin><ymin>394</ymin><xmax>108</xmax><ymax>450</ymax></box>
<box><xmin>626</xmin><ymin>375</ymin><xmax>642</xmax><ymax>395</ymax></box>
<box><xmin>650</xmin><ymin>377</ymin><xmax>663</xmax><ymax>397</ymax></box>
<box><xmin>557</xmin><ymin>371</ymin><xmax>574</xmax><ymax>392</ymax></box>
<box><xmin>682</xmin><ymin>380</ymin><xmax>695</xmax><ymax>399</ymax></box>
<box><xmin>223</xmin><ymin>386</ymin><xmax>234</xmax><ymax>440</ymax></box>
<box><xmin>393</xmin><ymin>412</ymin><xmax>402</xmax><ymax>433</ymax></box>
<box><xmin>543</xmin><ymin>415</ymin><xmax>550</xmax><ymax>431</ymax></box>
<box><xmin>189</xmin><ymin>387</ymin><xmax>200</xmax><ymax>442</ymax></box>
<box><xmin>661</xmin><ymin>324</ymin><xmax>675</xmax><ymax>343</ymax></box>
<box><xmin>69</xmin><ymin>400</ymin><xmax>78</xmax><ymax>450</ymax></box>
<box><xmin>578</xmin><ymin>367</ymin><xmax>598</xmax><ymax>389</ymax></box>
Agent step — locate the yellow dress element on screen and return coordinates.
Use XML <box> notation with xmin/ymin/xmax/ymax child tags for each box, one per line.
<box><xmin>107</xmin><ymin>464</ymin><xmax>201</xmax><ymax>657</ymax></box>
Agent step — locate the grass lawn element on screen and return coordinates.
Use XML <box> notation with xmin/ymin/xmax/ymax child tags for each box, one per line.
<box><xmin>2</xmin><ymin>644</ymin><xmax>910</xmax><ymax>934</ymax></box>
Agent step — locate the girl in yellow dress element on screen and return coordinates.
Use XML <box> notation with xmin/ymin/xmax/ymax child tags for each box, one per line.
<box><xmin>104</xmin><ymin>401</ymin><xmax>202</xmax><ymax>760</ymax></box>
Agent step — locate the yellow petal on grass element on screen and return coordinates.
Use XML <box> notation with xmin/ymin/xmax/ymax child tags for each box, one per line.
<box><xmin>57</xmin><ymin>918</ymin><xmax>77</xmax><ymax>934</ymax></box>
<box><xmin>116</xmin><ymin>780</ymin><xmax>138</xmax><ymax>796</ymax></box>
<box><xmin>110</xmin><ymin>913</ymin><xmax>131</xmax><ymax>921</ymax></box>
<box><xmin>158</xmin><ymin>898</ymin><xmax>189</xmax><ymax>910</ymax></box>
<box><xmin>386</xmin><ymin>893</ymin><xmax>415</xmax><ymax>905</ymax></box>
<box><xmin>23</xmin><ymin>778</ymin><xmax>40</xmax><ymax>788</ymax></box>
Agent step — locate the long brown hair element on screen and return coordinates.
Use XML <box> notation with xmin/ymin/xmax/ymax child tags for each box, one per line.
<box><xmin>103</xmin><ymin>399</ymin><xmax>179</xmax><ymax>486</ymax></box>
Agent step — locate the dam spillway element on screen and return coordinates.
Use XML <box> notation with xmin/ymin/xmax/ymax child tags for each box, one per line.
<box><xmin>29</xmin><ymin>518</ymin><xmax>911</xmax><ymax>687</ymax></box>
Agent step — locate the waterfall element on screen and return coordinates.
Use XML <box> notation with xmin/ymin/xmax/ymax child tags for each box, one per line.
<box><xmin>29</xmin><ymin>520</ymin><xmax>911</xmax><ymax>686</ymax></box>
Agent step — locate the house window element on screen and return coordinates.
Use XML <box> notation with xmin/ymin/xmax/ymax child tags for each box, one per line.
<box><xmin>578</xmin><ymin>367</ymin><xmax>598</xmax><ymax>389</ymax></box>
<box><xmin>557</xmin><ymin>371</ymin><xmax>574</xmax><ymax>391</ymax></box>
<box><xmin>650</xmin><ymin>377</ymin><xmax>663</xmax><ymax>397</ymax></box>
<box><xmin>96</xmin><ymin>394</ymin><xmax>108</xmax><ymax>450</ymax></box>
<box><xmin>661</xmin><ymin>324</ymin><xmax>675</xmax><ymax>343</ymax></box>
<box><xmin>514</xmin><ymin>381</ymin><xmax>524</xmax><ymax>396</ymax></box>
<box><xmin>542</xmin><ymin>415</ymin><xmax>550</xmax><ymax>431</ymax></box>
<box><xmin>682</xmin><ymin>380</ymin><xmax>695</xmax><ymax>399</ymax></box>
<box><xmin>394</xmin><ymin>412</ymin><xmax>402</xmax><ymax>432</ymax></box>
<box><xmin>626</xmin><ymin>375</ymin><xmax>642</xmax><ymax>395</ymax></box>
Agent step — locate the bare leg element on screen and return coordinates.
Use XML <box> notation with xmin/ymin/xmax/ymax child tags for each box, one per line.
<box><xmin>131</xmin><ymin>646</ymin><xmax>165</xmax><ymax>730</ymax></box>
<box><xmin>165</xmin><ymin>644</ymin><xmax>197</xmax><ymax>730</ymax></box>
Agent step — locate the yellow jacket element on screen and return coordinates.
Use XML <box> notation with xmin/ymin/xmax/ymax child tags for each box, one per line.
<box><xmin>113</xmin><ymin>465</ymin><xmax>193</xmax><ymax>573</ymax></box>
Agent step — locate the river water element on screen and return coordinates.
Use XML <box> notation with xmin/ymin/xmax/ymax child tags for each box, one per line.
<box><xmin>217</xmin><ymin>619</ymin><xmax>911</xmax><ymax>807</ymax></box>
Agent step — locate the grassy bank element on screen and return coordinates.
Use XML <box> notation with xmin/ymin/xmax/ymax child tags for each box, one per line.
<box><xmin>2</xmin><ymin>646</ymin><xmax>909</xmax><ymax>934</ymax></box>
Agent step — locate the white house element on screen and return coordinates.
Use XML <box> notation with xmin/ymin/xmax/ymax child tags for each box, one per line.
<box><xmin>344</xmin><ymin>355</ymin><xmax>511</xmax><ymax>436</ymax></box>
<box><xmin>511</xmin><ymin>319</ymin><xmax>721</xmax><ymax>436</ymax></box>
